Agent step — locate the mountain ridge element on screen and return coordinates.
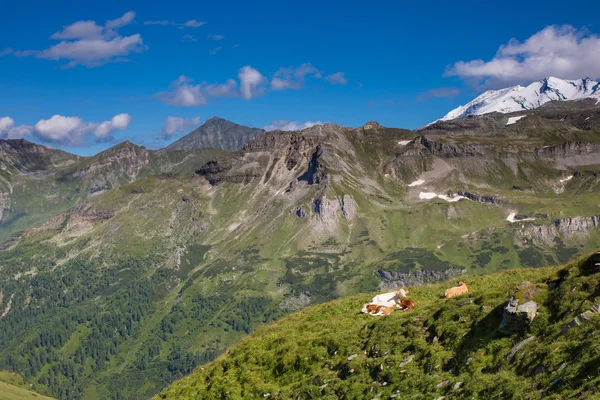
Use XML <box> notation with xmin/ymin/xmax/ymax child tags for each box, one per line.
<box><xmin>434</xmin><ymin>77</ymin><xmax>600</xmax><ymax>124</ymax></box>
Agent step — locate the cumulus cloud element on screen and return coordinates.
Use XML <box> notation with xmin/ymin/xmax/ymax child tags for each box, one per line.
<box><xmin>445</xmin><ymin>25</ymin><xmax>600</xmax><ymax>88</ymax></box>
<box><xmin>0</xmin><ymin>117</ymin><xmax>35</xmax><ymax>139</ymax></box>
<box><xmin>239</xmin><ymin>66</ymin><xmax>267</xmax><ymax>99</ymax></box>
<box><xmin>156</xmin><ymin>76</ymin><xmax>208</xmax><ymax>106</ymax></box>
<box><xmin>162</xmin><ymin>116</ymin><xmax>201</xmax><ymax>138</ymax></box>
<box><xmin>51</xmin><ymin>21</ymin><xmax>104</xmax><ymax>40</ymax></box>
<box><xmin>6</xmin><ymin>11</ymin><xmax>145</xmax><ymax>67</ymax></box>
<box><xmin>157</xmin><ymin>63</ymin><xmax>345</xmax><ymax>106</ymax></box>
<box><xmin>0</xmin><ymin>114</ymin><xmax>131</xmax><ymax>144</ymax></box>
<box><xmin>264</xmin><ymin>120</ymin><xmax>324</xmax><ymax>132</ymax></box>
<box><xmin>324</xmin><ymin>72</ymin><xmax>347</xmax><ymax>85</ymax></box>
<box><xmin>207</xmin><ymin>34</ymin><xmax>224</xmax><ymax>40</ymax></box>
<box><xmin>416</xmin><ymin>87</ymin><xmax>460</xmax><ymax>102</ymax></box>
<box><xmin>93</xmin><ymin>113</ymin><xmax>132</xmax><ymax>141</ymax></box>
<box><xmin>144</xmin><ymin>19</ymin><xmax>205</xmax><ymax>28</ymax></box>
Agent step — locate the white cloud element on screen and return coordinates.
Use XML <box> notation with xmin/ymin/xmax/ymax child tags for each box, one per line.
<box><xmin>145</xmin><ymin>19</ymin><xmax>205</xmax><ymax>28</ymax></box>
<box><xmin>182</xmin><ymin>20</ymin><xmax>205</xmax><ymax>28</ymax></box>
<box><xmin>2</xmin><ymin>114</ymin><xmax>131</xmax><ymax>144</ymax></box>
<box><xmin>0</xmin><ymin>117</ymin><xmax>34</xmax><ymax>139</ymax></box>
<box><xmin>239</xmin><ymin>66</ymin><xmax>267</xmax><ymax>99</ymax></box>
<box><xmin>6</xmin><ymin>11</ymin><xmax>144</xmax><ymax>67</ymax></box>
<box><xmin>157</xmin><ymin>75</ymin><xmax>240</xmax><ymax>106</ymax></box>
<box><xmin>51</xmin><ymin>21</ymin><xmax>104</xmax><ymax>40</ymax></box>
<box><xmin>0</xmin><ymin>48</ymin><xmax>13</xmax><ymax>56</ymax></box>
<box><xmin>157</xmin><ymin>63</ymin><xmax>345</xmax><ymax>106</ymax></box>
<box><xmin>209</xmin><ymin>46</ymin><xmax>222</xmax><ymax>55</ymax></box>
<box><xmin>162</xmin><ymin>116</ymin><xmax>201</xmax><ymax>137</ymax></box>
<box><xmin>93</xmin><ymin>113</ymin><xmax>132</xmax><ymax>141</ymax></box>
<box><xmin>40</xmin><ymin>34</ymin><xmax>144</xmax><ymax>67</ymax></box>
<box><xmin>144</xmin><ymin>20</ymin><xmax>170</xmax><ymax>26</ymax></box>
<box><xmin>207</xmin><ymin>34</ymin><xmax>224</xmax><ymax>40</ymax></box>
<box><xmin>324</xmin><ymin>72</ymin><xmax>347</xmax><ymax>85</ymax></box>
<box><xmin>271</xmin><ymin>64</ymin><xmax>320</xmax><ymax>90</ymax></box>
<box><xmin>204</xmin><ymin>79</ymin><xmax>237</xmax><ymax>97</ymax></box>
<box><xmin>445</xmin><ymin>25</ymin><xmax>600</xmax><ymax>88</ymax></box>
<box><xmin>182</xmin><ymin>34</ymin><xmax>197</xmax><ymax>42</ymax></box>
<box><xmin>105</xmin><ymin>11</ymin><xmax>136</xmax><ymax>30</ymax></box>
<box><xmin>156</xmin><ymin>76</ymin><xmax>208</xmax><ymax>106</ymax></box>
<box><xmin>264</xmin><ymin>120</ymin><xmax>324</xmax><ymax>132</ymax></box>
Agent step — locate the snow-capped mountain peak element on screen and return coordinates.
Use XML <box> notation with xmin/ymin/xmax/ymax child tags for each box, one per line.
<box><xmin>435</xmin><ymin>77</ymin><xmax>600</xmax><ymax>123</ymax></box>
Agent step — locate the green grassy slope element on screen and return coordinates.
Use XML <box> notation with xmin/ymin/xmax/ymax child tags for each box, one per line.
<box><xmin>156</xmin><ymin>253</ymin><xmax>600</xmax><ymax>400</ymax></box>
<box><xmin>0</xmin><ymin>371</ymin><xmax>54</xmax><ymax>400</ymax></box>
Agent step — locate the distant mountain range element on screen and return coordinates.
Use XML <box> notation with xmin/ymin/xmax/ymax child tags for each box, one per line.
<box><xmin>434</xmin><ymin>77</ymin><xmax>600</xmax><ymax>123</ymax></box>
<box><xmin>165</xmin><ymin>116</ymin><xmax>264</xmax><ymax>152</ymax></box>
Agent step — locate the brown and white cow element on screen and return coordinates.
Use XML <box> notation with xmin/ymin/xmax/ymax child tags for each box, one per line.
<box><xmin>398</xmin><ymin>298</ymin><xmax>417</xmax><ymax>311</ymax></box>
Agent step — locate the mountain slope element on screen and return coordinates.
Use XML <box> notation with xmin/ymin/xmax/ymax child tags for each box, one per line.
<box><xmin>156</xmin><ymin>252</ymin><xmax>600</xmax><ymax>400</ymax></box>
<box><xmin>436</xmin><ymin>77</ymin><xmax>600</xmax><ymax>122</ymax></box>
<box><xmin>165</xmin><ymin>117</ymin><xmax>265</xmax><ymax>152</ymax></box>
<box><xmin>3</xmin><ymin>107</ymin><xmax>600</xmax><ymax>399</ymax></box>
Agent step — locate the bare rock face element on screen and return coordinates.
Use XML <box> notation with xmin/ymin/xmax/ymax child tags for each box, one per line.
<box><xmin>377</xmin><ymin>268</ymin><xmax>466</xmax><ymax>290</ymax></box>
<box><xmin>0</xmin><ymin>192</ymin><xmax>9</xmax><ymax>221</ymax></box>
<box><xmin>499</xmin><ymin>297</ymin><xmax>539</xmax><ymax>335</ymax></box>
<box><xmin>339</xmin><ymin>195</ymin><xmax>357</xmax><ymax>220</ymax></box>
<box><xmin>555</xmin><ymin>215</ymin><xmax>600</xmax><ymax>234</ymax></box>
<box><xmin>313</xmin><ymin>197</ymin><xmax>340</xmax><ymax>231</ymax></box>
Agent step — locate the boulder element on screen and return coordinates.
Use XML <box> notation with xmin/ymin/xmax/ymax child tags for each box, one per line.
<box><xmin>499</xmin><ymin>297</ymin><xmax>539</xmax><ymax>335</ymax></box>
<box><xmin>561</xmin><ymin>301</ymin><xmax>600</xmax><ymax>334</ymax></box>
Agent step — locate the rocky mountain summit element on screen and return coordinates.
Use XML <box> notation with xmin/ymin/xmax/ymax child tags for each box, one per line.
<box><xmin>165</xmin><ymin>116</ymin><xmax>265</xmax><ymax>152</ymax></box>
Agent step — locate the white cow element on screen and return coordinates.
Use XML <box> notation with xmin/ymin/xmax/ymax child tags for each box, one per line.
<box><xmin>361</xmin><ymin>289</ymin><xmax>409</xmax><ymax>313</ymax></box>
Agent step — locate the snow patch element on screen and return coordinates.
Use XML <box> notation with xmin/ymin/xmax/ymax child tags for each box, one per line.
<box><xmin>419</xmin><ymin>192</ymin><xmax>466</xmax><ymax>203</ymax></box>
<box><xmin>506</xmin><ymin>115</ymin><xmax>526</xmax><ymax>125</ymax></box>
<box><xmin>398</xmin><ymin>140</ymin><xmax>411</xmax><ymax>146</ymax></box>
<box><xmin>559</xmin><ymin>175</ymin><xmax>574</xmax><ymax>183</ymax></box>
<box><xmin>506</xmin><ymin>212</ymin><xmax>535</xmax><ymax>223</ymax></box>
<box><xmin>408</xmin><ymin>179</ymin><xmax>425</xmax><ymax>187</ymax></box>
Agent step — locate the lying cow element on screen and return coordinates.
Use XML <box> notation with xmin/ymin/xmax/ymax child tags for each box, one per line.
<box><xmin>367</xmin><ymin>289</ymin><xmax>409</xmax><ymax>307</ymax></box>
<box><xmin>398</xmin><ymin>298</ymin><xmax>416</xmax><ymax>311</ymax></box>
<box><xmin>363</xmin><ymin>304</ymin><xmax>395</xmax><ymax>316</ymax></box>
<box><xmin>444</xmin><ymin>281</ymin><xmax>468</xmax><ymax>298</ymax></box>
<box><xmin>362</xmin><ymin>289</ymin><xmax>409</xmax><ymax>316</ymax></box>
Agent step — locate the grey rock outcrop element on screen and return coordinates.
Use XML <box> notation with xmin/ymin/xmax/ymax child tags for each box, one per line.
<box><xmin>561</xmin><ymin>301</ymin><xmax>600</xmax><ymax>334</ymax></box>
<box><xmin>339</xmin><ymin>195</ymin><xmax>357</xmax><ymax>220</ymax></box>
<box><xmin>378</xmin><ymin>267</ymin><xmax>466</xmax><ymax>290</ymax></box>
<box><xmin>499</xmin><ymin>297</ymin><xmax>539</xmax><ymax>335</ymax></box>
<box><xmin>457</xmin><ymin>191</ymin><xmax>503</xmax><ymax>205</ymax></box>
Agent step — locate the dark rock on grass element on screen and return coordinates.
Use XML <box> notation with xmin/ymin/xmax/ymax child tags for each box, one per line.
<box><xmin>499</xmin><ymin>297</ymin><xmax>539</xmax><ymax>335</ymax></box>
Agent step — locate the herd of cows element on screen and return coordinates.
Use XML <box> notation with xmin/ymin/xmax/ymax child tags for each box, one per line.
<box><xmin>361</xmin><ymin>281</ymin><xmax>469</xmax><ymax>316</ymax></box>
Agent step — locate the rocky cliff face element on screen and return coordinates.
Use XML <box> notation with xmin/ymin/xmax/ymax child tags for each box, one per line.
<box><xmin>166</xmin><ymin>117</ymin><xmax>265</xmax><ymax>152</ymax></box>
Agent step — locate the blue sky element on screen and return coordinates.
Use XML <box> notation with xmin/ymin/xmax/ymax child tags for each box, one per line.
<box><xmin>1</xmin><ymin>0</ymin><xmax>600</xmax><ymax>155</ymax></box>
